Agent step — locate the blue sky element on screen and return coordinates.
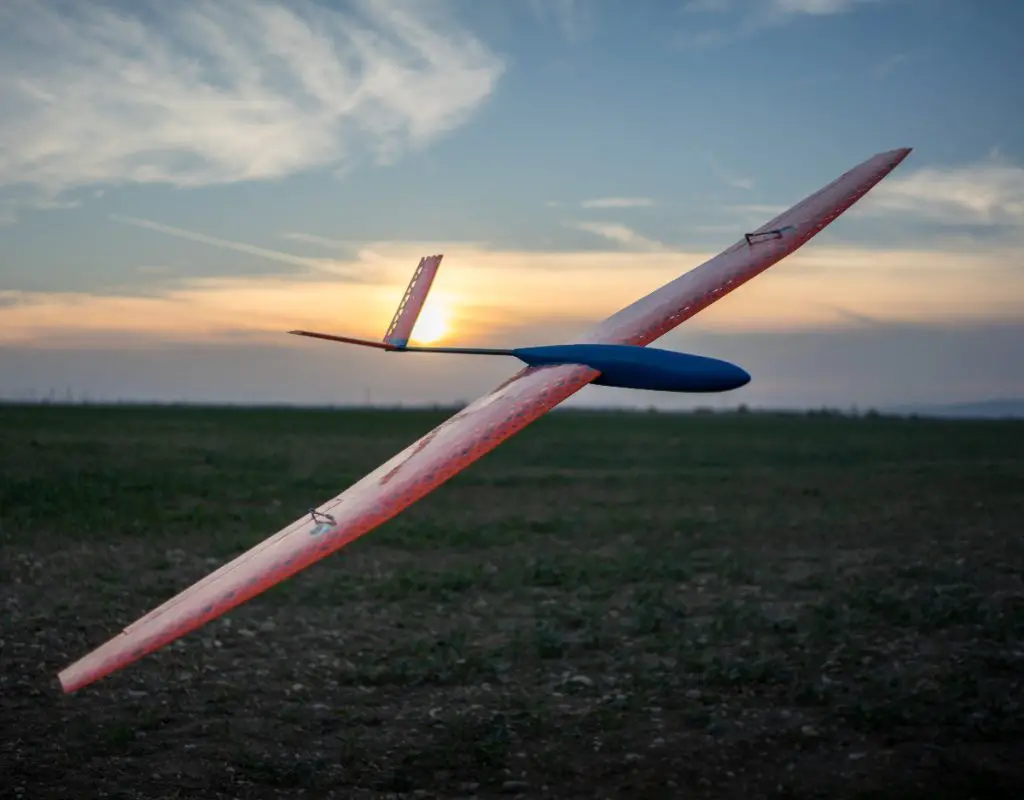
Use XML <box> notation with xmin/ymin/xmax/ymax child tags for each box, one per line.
<box><xmin>1</xmin><ymin>0</ymin><xmax>1022</xmax><ymax>409</ymax></box>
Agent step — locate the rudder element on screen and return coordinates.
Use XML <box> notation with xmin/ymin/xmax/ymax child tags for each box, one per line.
<box><xmin>384</xmin><ymin>254</ymin><xmax>443</xmax><ymax>347</ymax></box>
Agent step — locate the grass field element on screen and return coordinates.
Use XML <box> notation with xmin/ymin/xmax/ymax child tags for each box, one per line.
<box><xmin>2</xmin><ymin>404</ymin><xmax>1022</xmax><ymax>798</ymax></box>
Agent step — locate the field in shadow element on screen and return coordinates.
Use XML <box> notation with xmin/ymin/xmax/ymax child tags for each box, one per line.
<box><xmin>1</xmin><ymin>405</ymin><xmax>1022</xmax><ymax>798</ymax></box>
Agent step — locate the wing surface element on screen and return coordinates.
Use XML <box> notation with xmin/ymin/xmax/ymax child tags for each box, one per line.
<box><xmin>59</xmin><ymin>361</ymin><xmax>600</xmax><ymax>692</ymax></box>
<box><xmin>579</xmin><ymin>148</ymin><xmax>912</xmax><ymax>346</ymax></box>
<box><xmin>58</xmin><ymin>147</ymin><xmax>910</xmax><ymax>692</ymax></box>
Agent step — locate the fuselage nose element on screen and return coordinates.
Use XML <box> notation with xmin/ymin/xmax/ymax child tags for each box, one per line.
<box><xmin>705</xmin><ymin>359</ymin><xmax>750</xmax><ymax>391</ymax></box>
<box><xmin>729</xmin><ymin>364</ymin><xmax>751</xmax><ymax>389</ymax></box>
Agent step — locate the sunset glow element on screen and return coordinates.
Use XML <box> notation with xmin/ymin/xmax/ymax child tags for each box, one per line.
<box><xmin>410</xmin><ymin>304</ymin><xmax>451</xmax><ymax>345</ymax></box>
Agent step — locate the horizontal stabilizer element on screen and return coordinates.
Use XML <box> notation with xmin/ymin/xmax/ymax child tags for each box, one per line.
<box><xmin>288</xmin><ymin>330</ymin><xmax>399</xmax><ymax>350</ymax></box>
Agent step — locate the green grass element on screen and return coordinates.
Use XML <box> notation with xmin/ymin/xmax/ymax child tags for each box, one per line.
<box><xmin>1</xmin><ymin>404</ymin><xmax>1023</xmax><ymax>798</ymax></box>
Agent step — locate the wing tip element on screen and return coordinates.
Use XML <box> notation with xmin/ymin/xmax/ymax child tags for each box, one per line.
<box><xmin>57</xmin><ymin>664</ymin><xmax>85</xmax><ymax>694</ymax></box>
<box><xmin>58</xmin><ymin>631</ymin><xmax>133</xmax><ymax>694</ymax></box>
<box><xmin>58</xmin><ymin>644</ymin><xmax>111</xmax><ymax>693</ymax></box>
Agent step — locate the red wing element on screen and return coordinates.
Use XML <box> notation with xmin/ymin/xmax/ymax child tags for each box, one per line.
<box><xmin>581</xmin><ymin>148</ymin><xmax>912</xmax><ymax>347</ymax></box>
<box><xmin>58</xmin><ymin>362</ymin><xmax>598</xmax><ymax>692</ymax></box>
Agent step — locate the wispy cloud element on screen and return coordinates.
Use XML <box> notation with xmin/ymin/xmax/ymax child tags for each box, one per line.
<box><xmin>769</xmin><ymin>0</ymin><xmax>883</xmax><ymax>15</ymax></box>
<box><xmin>0</xmin><ymin>195</ymin><xmax>79</xmax><ymax>225</ymax></box>
<box><xmin>727</xmin><ymin>203</ymin><xmax>790</xmax><ymax>215</ymax></box>
<box><xmin>860</xmin><ymin>158</ymin><xmax>1024</xmax><ymax>226</ymax></box>
<box><xmin>874</xmin><ymin>52</ymin><xmax>909</xmax><ymax>79</ymax></box>
<box><xmin>4</xmin><ymin>240</ymin><xmax>1022</xmax><ymax>352</ymax></box>
<box><xmin>822</xmin><ymin>303</ymin><xmax>883</xmax><ymax>328</ymax></box>
<box><xmin>693</xmin><ymin>223</ymin><xmax>746</xmax><ymax>234</ymax></box>
<box><xmin>723</xmin><ymin>204</ymin><xmax>790</xmax><ymax>228</ymax></box>
<box><xmin>279</xmin><ymin>232</ymin><xmax>358</xmax><ymax>251</ymax></box>
<box><xmin>680</xmin><ymin>0</ymin><xmax>890</xmax><ymax>45</ymax></box>
<box><xmin>112</xmin><ymin>215</ymin><xmax>362</xmax><ymax>278</ymax></box>
<box><xmin>711</xmin><ymin>158</ymin><xmax>1024</xmax><ymax>234</ymax></box>
<box><xmin>0</xmin><ymin>0</ymin><xmax>503</xmax><ymax>207</ymax></box>
<box><xmin>569</xmin><ymin>221</ymin><xmax>668</xmax><ymax>252</ymax></box>
<box><xmin>528</xmin><ymin>0</ymin><xmax>595</xmax><ymax>42</ymax></box>
<box><xmin>682</xmin><ymin>0</ymin><xmax>733</xmax><ymax>11</ymax></box>
<box><xmin>707</xmin><ymin>156</ymin><xmax>754</xmax><ymax>190</ymax></box>
<box><xmin>580</xmin><ymin>197</ymin><xmax>656</xmax><ymax>209</ymax></box>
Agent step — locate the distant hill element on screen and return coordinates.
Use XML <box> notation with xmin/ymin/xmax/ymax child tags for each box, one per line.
<box><xmin>883</xmin><ymin>399</ymin><xmax>1024</xmax><ymax>419</ymax></box>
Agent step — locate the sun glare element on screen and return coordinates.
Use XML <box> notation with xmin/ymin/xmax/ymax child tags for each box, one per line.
<box><xmin>411</xmin><ymin>304</ymin><xmax>449</xmax><ymax>344</ymax></box>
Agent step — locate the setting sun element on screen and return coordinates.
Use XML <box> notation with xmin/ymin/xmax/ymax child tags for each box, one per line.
<box><xmin>411</xmin><ymin>304</ymin><xmax>450</xmax><ymax>344</ymax></box>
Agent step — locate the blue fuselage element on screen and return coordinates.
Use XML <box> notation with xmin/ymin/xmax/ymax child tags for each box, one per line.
<box><xmin>511</xmin><ymin>344</ymin><xmax>750</xmax><ymax>393</ymax></box>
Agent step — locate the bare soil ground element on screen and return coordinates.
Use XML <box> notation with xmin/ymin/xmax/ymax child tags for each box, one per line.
<box><xmin>1</xmin><ymin>405</ymin><xmax>1022</xmax><ymax>799</ymax></box>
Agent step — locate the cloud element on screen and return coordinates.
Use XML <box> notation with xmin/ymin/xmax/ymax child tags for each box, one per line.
<box><xmin>3</xmin><ymin>238</ymin><xmax>1022</xmax><ymax>362</ymax></box>
<box><xmin>859</xmin><ymin>158</ymin><xmax>1024</xmax><ymax>226</ymax></box>
<box><xmin>820</xmin><ymin>303</ymin><xmax>882</xmax><ymax>328</ymax></box>
<box><xmin>768</xmin><ymin>0</ymin><xmax>882</xmax><ymax>14</ymax></box>
<box><xmin>693</xmin><ymin>224</ymin><xmax>746</xmax><ymax>234</ymax></box>
<box><xmin>727</xmin><ymin>204</ymin><xmax>790</xmax><ymax>216</ymax></box>
<box><xmin>710</xmin><ymin>157</ymin><xmax>1024</xmax><ymax>235</ymax></box>
<box><xmin>0</xmin><ymin>0</ymin><xmax>502</xmax><ymax>203</ymax></box>
<box><xmin>112</xmin><ymin>215</ymin><xmax>364</xmax><ymax>278</ymax></box>
<box><xmin>720</xmin><ymin>204</ymin><xmax>790</xmax><ymax>229</ymax></box>
<box><xmin>874</xmin><ymin>52</ymin><xmax>909</xmax><ymax>79</ymax></box>
<box><xmin>707</xmin><ymin>156</ymin><xmax>754</xmax><ymax>190</ymax></box>
<box><xmin>690</xmin><ymin>0</ymin><xmax>885</xmax><ymax>16</ymax></box>
<box><xmin>680</xmin><ymin>0</ymin><xmax>890</xmax><ymax>45</ymax></box>
<box><xmin>279</xmin><ymin>232</ymin><xmax>357</xmax><ymax>251</ymax></box>
<box><xmin>682</xmin><ymin>0</ymin><xmax>734</xmax><ymax>11</ymax></box>
<box><xmin>32</xmin><ymin>198</ymin><xmax>80</xmax><ymax>210</ymax></box>
<box><xmin>569</xmin><ymin>221</ymin><xmax>668</xmax><ymax>252</ymax></box>
<box><xmin>580</xmin><ymin>197</ymin><xmax>656</xmax><ymax>209</ymax></box>
<box><xmin>528</xmin><ymin>0</ymin><xmax>594</xmax><ymax>42</ymax></box>
<box><xmin>4</xmin><ymin>228</ymin><xmax>1024</xmax><ymax>413</ymax></box>
<box><xmin>547</xmin><ymin>198</ymin><xmax>656</xmax><ymax>210</ymax></box>
<box><xmin>0</xmin><ymin>194</ymin><xmax>78</xmax><ymax>225</ymax></box>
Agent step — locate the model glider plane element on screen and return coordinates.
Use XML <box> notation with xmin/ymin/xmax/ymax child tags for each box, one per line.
<box><xmin>59</xmin><ymin>147</ymin><xmax>912</xmax><ymax>693</ymax></box>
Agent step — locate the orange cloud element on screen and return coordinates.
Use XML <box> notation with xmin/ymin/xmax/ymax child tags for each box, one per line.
<box><xmin>3</xmin><ymin>240</ymin><xmax>1020</xmax><ymax>349</ymax></box>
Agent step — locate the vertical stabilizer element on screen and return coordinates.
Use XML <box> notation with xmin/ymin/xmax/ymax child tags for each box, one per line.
<box><xmin>384</xmin><ymin>254</ymin><xmax>443</xmax><ymax>347</ymax></box>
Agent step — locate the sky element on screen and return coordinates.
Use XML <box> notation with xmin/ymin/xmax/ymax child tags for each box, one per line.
<box><xmin>1</xmin><ymin>0</ymin><xmax>1022</xmax><ymax>410</ymax></box>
